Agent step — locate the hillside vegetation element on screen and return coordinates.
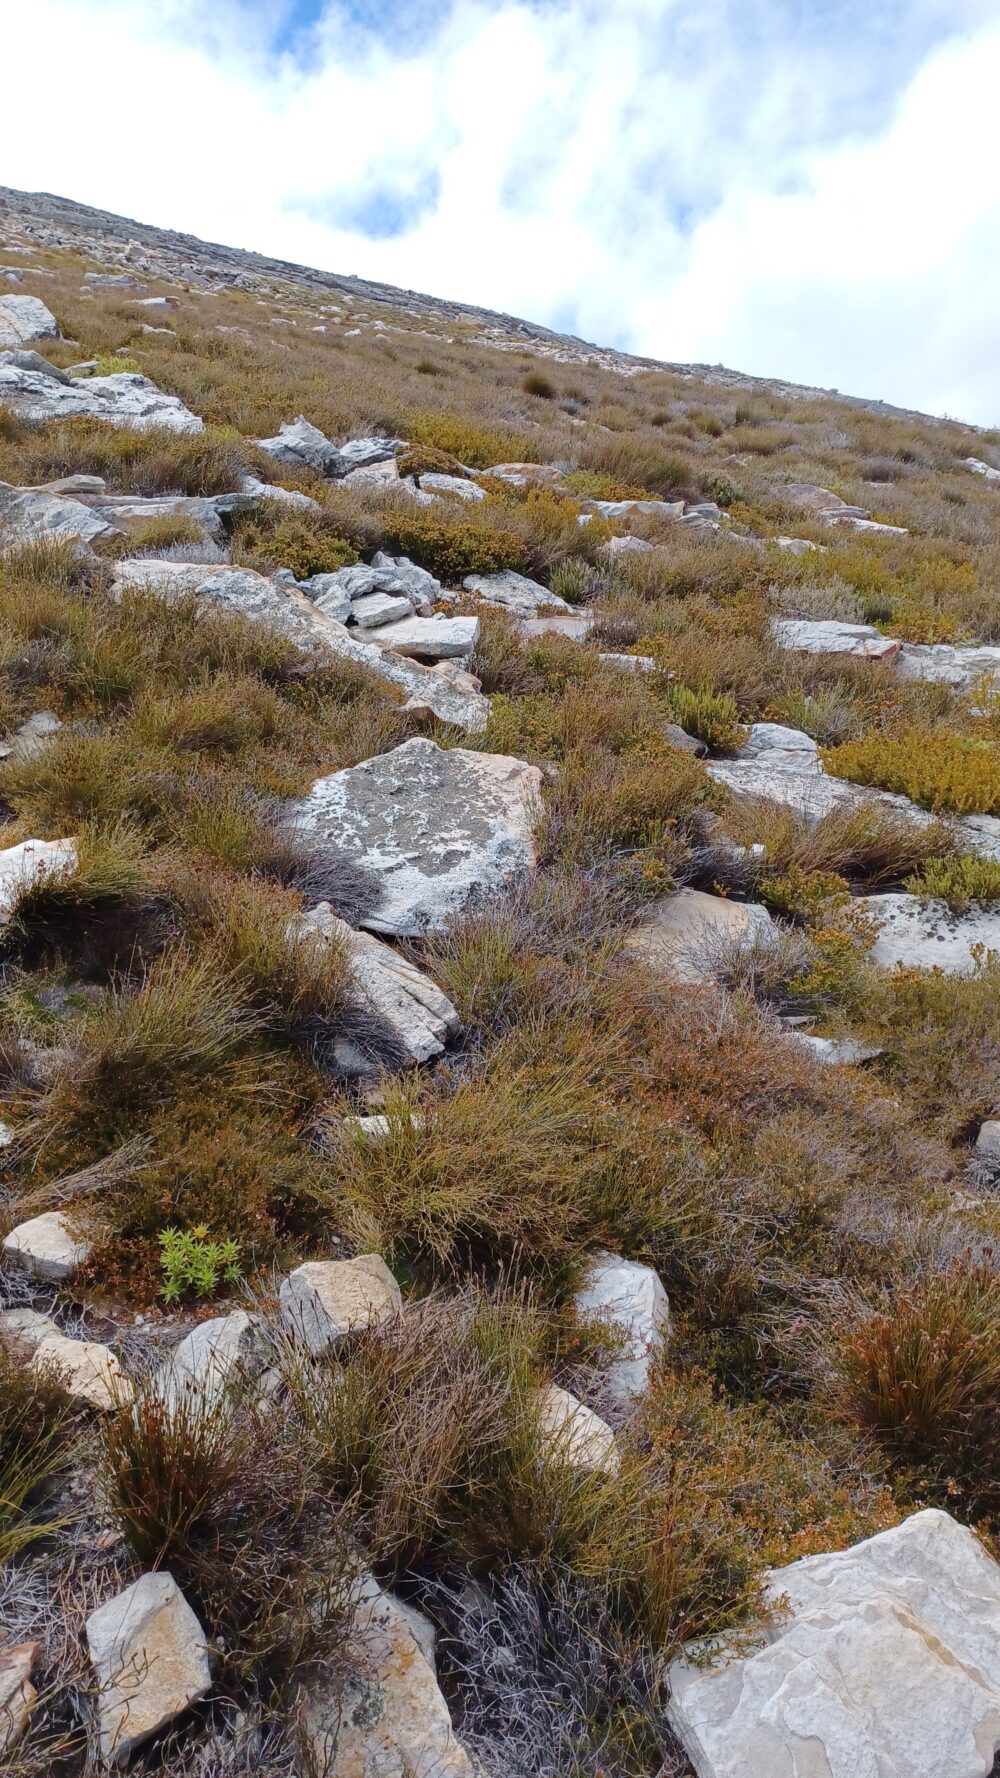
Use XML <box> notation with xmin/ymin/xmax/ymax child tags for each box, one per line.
<box><xmin>2</xmin><ymin>197</ymin><xmax>1000</xmax><ymax>1778</ymax></box>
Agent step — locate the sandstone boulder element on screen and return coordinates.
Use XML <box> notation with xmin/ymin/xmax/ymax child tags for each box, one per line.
<box><xmin>0</xmin><ymin>1310</ymin><xmax>131</xmax><ymax>1412</ymax></box>
<box><xmin>292</xmin><ymin>739</ymin><xmax>542</xmax><ymax>936</ymax></box>
<box><xmin>667</xmin><ymin>1509</ymin><xmax>1000</xmax><ymax>1778</ymax></box>
<box><xmin>304</xmin><ymin>1574</ymin><xmax>472</xmax><ymax>1778</ymax></box>
<box><xmin>154</xmin><ymin>1310</ymin><xmax>258</xmax><ymax>1416</ymax></box>
<box><xmin>279</xmin><ymin>1254</ymin><xmax>402</xmax><ymax>1356</ymax></box>
<box><xmin>86</xmin><ymin>1572</ymin><xmax>211</xmax><ymax>1765</ymax></box>
<box><xmin>535</xmin><ymin>1384</ymin><xmax>620</xmax><ymax>1475</ymax></box>
<box><xmin>630</xmin><ymin>887</ymin><xmax>776</xmax><ymax>985</ymax></box>
<box><xmin>0</xmin><ymin>1642</ymin><xmax>39</xmax><ymax>1757</ymax></box>
<box><xmin>2</xmin><ymin>1209</ymin><xmax>93</xmax><ymax>1281</ymax></box>
<box><xmin>293</xmin><ymin>902</ymin><xmax>460</xmax><ymax>1066</ymax></box>
<box><xmin>575</xmin><ymin>1251</ymin><xmax>670</xmax><ymax>1403</ymax></box>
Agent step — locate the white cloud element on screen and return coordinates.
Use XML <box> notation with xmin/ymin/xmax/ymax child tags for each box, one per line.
<box><xmin>1</xmin><ymin>0</ymin><xmax>998</xmax><ymax>421</ymax></box>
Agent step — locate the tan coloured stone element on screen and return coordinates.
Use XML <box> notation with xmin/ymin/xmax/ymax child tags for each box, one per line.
<box><xmin>86</xmin><ymin>1572</ymin><xmax>211</xmax><ymax>1765</ymax></box>
<box><xmin>279</xmin><ymin>1254</ymin><xmax>402</xmax><ymax>1355</ymax></box>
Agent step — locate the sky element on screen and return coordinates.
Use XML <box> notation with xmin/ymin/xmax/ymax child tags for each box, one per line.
<box><xmin>2</xmin><ymin>0</ymin><xmax>999</xmax><ymax>423</ymax></box>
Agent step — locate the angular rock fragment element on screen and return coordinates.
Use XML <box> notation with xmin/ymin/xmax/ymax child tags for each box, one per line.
<box><xmin>154</xmin><ymin>1310</ymin><xmax>258</xmax><ymax>1416</ymax></box>
<box><xmin>294</xmin><ymin>901</ymin><xmax>460</xmax><ymax>1065</ymax></box>
<box><xmin>966</xmin><ymin>456</ymin><xmax>1000</xmax><ymax>483</ymax></box>
<box><xmin>461</xmin><ymin>569</ymin><xmax>573</xmax><ymax>617</ymax></box>
<box><xmin>575</xmin><ymin>1251</ymin><xmax>670</xmax><ymax>1403</ymax></box>
<box><xmin>364</xmin><ymin>613</ymin><xmax>479</xmax><ymax>660</ymax></box>
<box><xmin>86</xmin><ymin>1572</ymin><xmax>212</xmax><ymax>1765</ymax></box>
<box><xmin>350</xmin><ymin>590</ymin><xmax>413</xmax><ymax>629</ymax></box>
<box><xmin>0</xmin><ymin>481</ymin><xmax>118</xmax><ymax>547</ymax></box>
<box><xmin>304</xmin><ymin>1574</ymin><xmax>473</xmax><ymax>1778</ymax></box>
<box><xmin>0</xmin><ymin>1310</ymin><xmax>131</xmax><ymax>1412</ymax></box>
<box><xmin>535</xmin><ymin>1384</ymin><xmax>620</xmax><ymax>1475</ymax></box>
<box><xmin>666</xmin><ymin>1509</ymin><xmax>1000</xmax><ymax>1778</ymax></box>
<box><xmin>279</xmin><ymin>1254</ymin><xmax>402</xmax><ymax>1355</ymax></box>
<box><xmin>292</xmin><ymin>738</ymin><xmax>542</xmax><ymax>936</ymax></box>
<box><xmin>420</xmin><ymin>472</ymin><xmax>485</xmax><ymax>501</ymax></box>
<box><xmin>0</xmin><ymin>295</ymin><xmax>58</xmax><ymax>347</ymax></box>
<box><xmin>256</xmin><ymin>415</ymin><xmax>337</xmax><ymax>473</ymax></box>
<box><xmin>2</xmin><ymin>1210</ymin><xmax>93</xmax><ymax>1281</ymax></box>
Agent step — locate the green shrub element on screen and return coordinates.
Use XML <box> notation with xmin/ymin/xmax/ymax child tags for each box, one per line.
<box><xmin>825</xmin><ymin>727</ymin><xmax>1000</xmax><ymax>816</ymax></box>
<box><xmin>384</xmin><ymin>512</ymin><xmax>529</xmax><ymax>582</ymax></box>
<box><xmin>232</xmin><ymin>512</ymin><xmax>358</xmax><ymax>579</ymax></box>
<box><xmin>903</xmin><ymin>852</ymin><xmax>1000</xmax><ymax>911</ymax></box>
<box><xmin>667</xmin><ymin>684</ymin><xmax>744</xmax><ymax>751</ymax></box>
<box><xmin>523</xmin><ymin>370</ymin><xmax>556</xmax><ymax>399</ymax></box>
<box><xmin>158</xmin><ymin>1223</ymin><xmax>242</xmax><ymax>1302</ymax></box>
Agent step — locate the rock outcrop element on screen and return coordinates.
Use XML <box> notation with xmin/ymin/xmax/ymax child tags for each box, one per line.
<box><xmin>0</xmin><ymin>358</ymin><xmax>204</xmax><ymax>432</ymax></box>
<box><xmin>667</xmin><ymin>1509</ymin><xmax>1000</xmax><ymax>1778</ymax></box>
<box><xmin>293</xmin><ymin>901</ymin><xmax>460</xmax><ymax>1066</ymax></box>
<box><xmin>0</xmin><ymin>294</ymin><xmax>58</xmax><ymax>347</ymax></box>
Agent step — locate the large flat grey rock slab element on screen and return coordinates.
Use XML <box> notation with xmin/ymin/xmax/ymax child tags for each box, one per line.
<box><xmin>667</xmin><ymin>1509</ymin><xmax>1000</xmax><ymax>1778</ymax></box>
<box><xmin>0</xmin><ymin>480</ymin><xmax>119</xmax><ymax>547</ymax></box>
<box><xmin>461</xmin><ymin>569</ymin><xmax>573</xmax><ymax>617</ymax></box>
<box><xmin>896</xmin><ymin>641</ymin><xmax>1000</xmax><ymax>690</ymax></box>
<box><xmin>771</xmin><ymin>618</ymin><xmax>901</xmax><ymax>661</ymax></box>
<box><xmin>292</xmin><ymin>738</ymin><xmax>542</xmax><ymax>935</ymax></box>
<box><xmin>0</xmin><ymin>361</ymin><xmax>203</xmax><ymax>432</ymax></box>
<box><xmin>860</xmin><ymin>893</ymin><xmax>1000</xmax><ymax>974</ymax></box>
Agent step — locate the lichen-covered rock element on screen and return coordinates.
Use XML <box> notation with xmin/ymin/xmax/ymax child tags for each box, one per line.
<box><xmin>461</xmin><ymin>569</ymin><xmax>573</xmax><ymax>617</ymax></box>
<box><xmin>292</xmin><ymin>738</ymin><xmax>542</xmax><ymax>936</ymax></box>
<box><xmin>304</xmin><ymin>1574</ymin><xmax>473</xmax><ymax>1778</ymax></box>
<box><xmin>630</xmin><ymin>887</ymin><xmax>776</xmax><ymax>985</ymax></box>
<box><xmin>2</xmin><ymin>1210</ymin><xmax>93</xmax><ymax>1281</ymax></box>
<box><xmin>859</xmin><ymin>893</ymin><xmax>1000</xmax><ymax>976</ymax></box>
<box><xmin>575</xmin><ymin>1252</ymin><xmax>670</xmax><ymax>1403</ymax></box>
<box><xmin>666</xmin><ymin>1509</ymin><xmax>1000</xmax><ymax>1778</ymax></box>
<box><xmin>86</xmin><ymin>1572</ymin><xmax>212</xmax><ymax>1765</ymax></box>
<box><xmin>279</xmin><ymin>1254</ymin><xmax>402</xmax><ymax>1355</ymax></box>
<box><xmin>0</xmin><ymin>362</ymin><xmax>203</xmax><ymax>432</ymax></box>
<box><xmin>0</xmin><ymin>295</ymin><xmax>58</xmax><ymax>347</ymax></box>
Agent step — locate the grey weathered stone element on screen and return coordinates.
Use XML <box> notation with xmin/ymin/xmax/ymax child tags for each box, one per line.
<box><xmin>630</xmin><ymin>888</ymin><xmax>776</xmax><ymax>986</ymax></box>
<box><xmin>575</xmin><ymin>1252</ymin><xmax>670</xmax><ymax>1403</ymax></box>
<box><xmin>291</xmin><ymin>738</ymin><xmax>542</xmax><ymax>936</ymax></box>
<box><xmin>771</xmin><ymin>618</ymin><xmax>901</xmax><ymax>661</ymax></box>
<box><xmin>0</xmin><ymin>295</ymin><xmax>58</xmax><ymax>348</ymax></box>
<box><xmin>343</xmin><ymin>456</ymin><xmax>400</xmax><ymax>488</ymax></box>
<box><xmin>666</xmin><ymin>1509</ymin><xmax>1000</xmax><ymax>1778</ymax></box>
<box><xmin>256</xmin><ymin>415</ymin><xmax>337</xmax><ymax>474</ymax></box>
<box><xmin>739</xmin><ymin>721</ymin><xmax>818</xmax><ymax>759</ymax></box>
<box><xmin>786</xmin><ymin>1032</ymin><xmax>882</xmax><ymax>1066</ymax></box>
<box><xmin>329</xmin><ymin>436</ymin><xmax>403</xmax><ymax>477</ymax></box>
<box><xmin>350</xmin><ymin>590</ymin><xmax>414</xmax><ymax>629</ymax></box>
<box><xmin>293</xmin><ymin>902</ymin><xmax>460</xmax><ymax>1065</ymax></box>
<box><xmin>3</xmin><ymin>348</ymin><xmax>70</xmax><ymax>382</ymax></box>
<box><xmin>896</xmin><ymin>641</ymin><xmax>1000</xmax><ymax>691</ymax></box>
<box><xmin>304</xmin><ymin>1573</ymin><xmax>472</xmax><ymax>1778</ymax></box>
<box><xmin>966</xmin><ymin>457</ymin><xmax>1000</xmax><ymax>484</ymax></box>
<box><xmin>0</xmin><ymin>710</ymin><xmax>62</xmax><ymax>762</ymax></box>
<box><xmin>2</xmin><ymin>1210</ymin><xmax>93</xmax><ymax>1281</ymax></box>
<box><xmin>154</xmin><ymin>1311</ymin><xmax>258</xmax><ymax>1416</ymax></box>
<box><xmin>86</xmin><ymin>1572</ymin><xmax>211</xmax><ymax>1766</ymax></box>
<box><xmin>976</xmin><ymin>1120</ymin><xmax>1000</xmax><ymax>1160</ymax></box>
<box><xmin>83</xmin><ymin>272</ymin><xmax>146</xmax><ymax>290</ymax></box>
<box><xmin>279</xmin><ymin>1254</ymin><xmax>402</xmax><ymax>1356</ymax></box>
<box><xmin>599</xmin><ymin>651</ymin><xmax>658</xmax><ymax>671</ymax></box>
<box><xmin>365</xmin><ymin>614</ymin><xmax>479</xmax><ymax>660</ymax></box>
<box><xmin>0</xmin><ymin>481</ymin><xmax>118</xmax><ymax>547</ymax></box>
<box><xmin>663</xmin><ymin>723</ymin><xmax>708</xmax><ymax>757</ymax></box>
<box><xmin>420</xmin><ymin>472</ymin><xmax>485</xmax><ymax>502</ymax></box>
<box><xmin>369</xmin><ymin>552</ymin><xmax>442</xmax><ymax>605</ymax></box>
<box><xmin>0</xmin><ymin>362</ymin><xmax>203</xmax><ymax>432</ymax></box>
<box><xmin>461</xmin><ymin>569</ymin><xmax>573</xmax><ymax>617</ymax></box>
<box><xmin>238</xmin><ymin>473</ymin><xmax>320</xmax><ymax>513</ymax></box>
<box><xmin>0</xmin><ymin>1642</ymin><xmax>39</xmax><ymax>1758</ymax></box>
<box><xmin>859</xmin><ymin>894</ymin><xmax>1000</xmax><ymax>976</ymax></box>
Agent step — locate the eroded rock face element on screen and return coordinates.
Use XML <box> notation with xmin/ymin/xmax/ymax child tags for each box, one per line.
<box><xmin>86</xmin><ymin>1572</ymin><xmax>212</xmax><ymax>1766</ymax></box>
<box><xmin>0</xmin><ymin>480</ymin><xmax>119</xmax><ymax>548</ymax></box>
<box><xmin>2</xmin><ymin>1210</ymin><xmax>93</xmax><ymax>1281</ymax></box>
<box><xmin>575</xmin><ymin>1252</ymin><xmax>670</xmax><ymax>1404</ymax></box>
<box><xmin>630</xmin><ymin>887</ymin><xmax>776</xmax><ymax>986</ymax></box>
<box><xmin>304</xmin><ymin>1575</ymin><xmax>473</xmax><ymax>1778</ymax></box>
<box><xmin>0</xmin><ymin>295</ymin><xmax>58</xmax><ymax>347</ymax></box>
<box><xmin>279</xmin><ymin>1254</ymin><xmax>402</xmax><ymax>1356</ymax></box>
<box><xmin>294</xmin><ymin>901</ymin><xmax>460</xmax><ymax>1066</ymax></box>
<box><xmin>292</xmin><ymin>739</ymin><xmax>542</xmax><ymax>936</ymax></box>
<box><xmin>112</xmin><ymin>562</ymin><xmax>489</xmax><ymax>732</ymax></box>
<box><xmin>0</xmin><ymin>362</ymin><xmax>203</xmax><ymax>432</ymax></box>
<box><xmin>666</xmin><ymin>1509</ymin><xmax>1000</xmax><ymax>1778</ymax></box>
<box><xmin>859</xmin><ymin>893</ymin><xmax>1000</xmax><ymax>975</ymax></box>
<box><xmin>366</xmin><ymin>613</ymin><xmax>479</xmax><ymax>660</ymax></box>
